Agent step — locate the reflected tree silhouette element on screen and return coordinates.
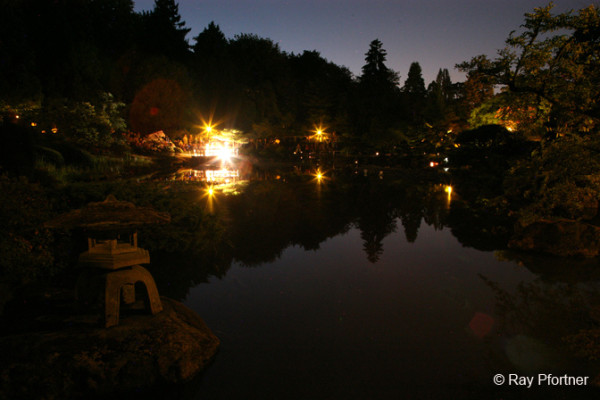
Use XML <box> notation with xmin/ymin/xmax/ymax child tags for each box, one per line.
<box><xmin>395</xmin><ymin>185</ymin><xmax>428</xmax><ymax>243</ymax></box>
<box><xmin>355</xmin><ymin>179</ymin><xmax>400</xmax><ymax>262</ymax></box>
<box><xmin>446</xmin><ymin>199</ymin><xmax>512</xmax><ymax>251</ymax></box>
<box><xmin>144</xmin><ymin>173</ymin><xmax>528</xmax><ymax>296</ymax></box>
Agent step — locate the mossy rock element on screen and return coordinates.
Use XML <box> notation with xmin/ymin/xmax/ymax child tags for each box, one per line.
<box><xmin>0</xmin><ymin>296</ymin><xmax>219</xmax><ymax>399</ymax></box>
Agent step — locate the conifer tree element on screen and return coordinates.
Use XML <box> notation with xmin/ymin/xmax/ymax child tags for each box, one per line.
<box><xmin>139</xmin><ymin>0</ymin><xmax>191</xmax><ymax>59</ymax></box>
<box><xmin>360</xmin><ymin>39</ymin><xmax>399</xmax><ymax>87</ymax></box>
<box><xmin>403</xmin><ymin>62</ymin><xmax>426</xmax><ymax>124</ymax></box>
<box><xmin>355</xmin><ymin>39</ymin><xmax>400</xmax><ymax>145</ymax></box>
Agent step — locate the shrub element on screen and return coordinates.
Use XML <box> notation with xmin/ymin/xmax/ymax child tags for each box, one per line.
<box><xmin>0</xmin><ymin>174</ymin><xmax>58</xmax><ymax>282</ymax></box>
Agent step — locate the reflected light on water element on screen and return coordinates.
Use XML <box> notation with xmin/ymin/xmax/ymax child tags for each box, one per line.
<box><xmin>445</xmin><ymin>185</ymin><xmax>453</xmax><ymax>203</ymax></box>
<box><xmin>177</xmin><ymin>168</ymin><xmax>240</xmax><ymax>186</ymax></box>
<box><xmin>202</xmin><ymin>184</ymin><xmax>217</xmax><ymax>213</ymax></box>
<box><xmin>206</xmin><ymin>169</ymin><xmax>239</xmax><ymax>184</ymax></box>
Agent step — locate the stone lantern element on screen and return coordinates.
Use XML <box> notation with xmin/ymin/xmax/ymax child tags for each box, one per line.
<box><xmin>46</xmin><ymin>195</ymin><xmax>171</xmax><ymax>327</ymax></box>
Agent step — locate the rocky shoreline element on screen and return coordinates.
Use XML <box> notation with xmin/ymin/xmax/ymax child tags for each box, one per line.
<box><xmin>0</xmin><ymin>291</ymin><xmax>219</xmax><ymax>400</ymax></box>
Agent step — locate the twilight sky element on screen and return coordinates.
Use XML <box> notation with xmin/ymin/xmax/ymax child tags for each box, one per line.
<box><xmin>134</xmin><ymin>0</ymin><xmax>594</xmax><ymax>84</ymax></box>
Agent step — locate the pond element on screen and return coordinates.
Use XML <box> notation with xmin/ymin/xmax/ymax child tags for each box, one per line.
<box><xmin>152</xmin><ymin>168</ymin><xmax>600</xmax><ymax>399</ymax></box>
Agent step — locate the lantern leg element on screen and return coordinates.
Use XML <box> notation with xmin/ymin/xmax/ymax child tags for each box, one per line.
<box><xmin>103</xmin><ymin>265</ymin><xmax>163</xmax><ymax>328</ymax></box>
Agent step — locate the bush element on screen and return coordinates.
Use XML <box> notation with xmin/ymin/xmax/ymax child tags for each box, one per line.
<box><xmin>41</xmin><ymin>93</ymin><xmax>126</xmax><ymax>149</ymax></box>
<box><xmin>504</xmin><ymin>136</ymin><xmax>600</xmax><ymax>225</ymax></box>
<box><xmin>0</xmin><ymin>174</ymin><xmax>59</xmax><ymax>282</ymax></box>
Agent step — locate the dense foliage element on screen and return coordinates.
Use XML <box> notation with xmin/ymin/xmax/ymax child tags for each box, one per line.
<box><xmin>457</xmin><ymin>3</ymin><xmax>600</xmax><ymax>227</ymax></box>
<box><xmin>458</xmin><ymin>3</ymin><xmax>600</xmax><ymax>137</ymax></box>
<box><xmin>0</xmin><ymin>0</ymin><xmax>465</xmax><ymax>153</ymax></box>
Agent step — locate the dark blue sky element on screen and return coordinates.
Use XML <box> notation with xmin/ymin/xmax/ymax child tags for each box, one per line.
<box><xmin>134</xmin><ymin>0</ymin><xmax>593</xmax><ymax>84</ymax></box>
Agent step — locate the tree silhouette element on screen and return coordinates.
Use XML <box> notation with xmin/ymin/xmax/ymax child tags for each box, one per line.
<box><xmin>355</xmin><ymin>39</ymin><xmax>400</xmax><ymax>146</ymax></box>
<box><xmin>192</xmin><ymin>21</ymin><xmax>227</xmax><ymax>56</ymax></box>
<box><xmin>138</xmin><ymin>0</ymin><xmax>191</xmax><ymax>60</ymax></box>
<box><xmin>403</xmin><ymin>62</ymin><xmax>426</xmax><ymax>124</ymax></box>
<box><xmin>360</xmin><ymin>39</ymin><xmax>399</xmax><ymax>88</ymax></box>
<box><xmin>191</xmin><ymin>21</ymin><xmax>234</xmax><ymax>122</ymax></box>
<box><xmin>426</xmin><ymin>68</ymin><xmax>458</xmax><ymax>132</ymax></box>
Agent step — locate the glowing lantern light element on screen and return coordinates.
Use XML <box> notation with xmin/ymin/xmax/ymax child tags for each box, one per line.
<box><xmin>310</xmin><ymin>124</ymin><xmax>328</xmax><ymax>142</ymax></box>
<box><xmin>314</xmin><ymin>169</ymin><xmax>326</xmax><ymax>184</ymax></box>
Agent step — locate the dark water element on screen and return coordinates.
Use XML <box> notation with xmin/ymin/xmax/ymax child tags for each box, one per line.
<box><xmin>154</xmin><ymin>170</ymin><xmax>600</xmax><ymax>399</ymax></box>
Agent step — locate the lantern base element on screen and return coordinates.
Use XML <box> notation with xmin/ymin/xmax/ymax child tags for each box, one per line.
<box><xmin>76</xmin><ymin>264</ymin><xmax>162</xmax><ymax>328</ymax></box>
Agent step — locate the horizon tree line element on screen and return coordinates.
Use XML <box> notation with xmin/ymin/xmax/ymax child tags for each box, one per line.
<box><xmin>1</xmin><ymin>0</ymin><xmax>482</xmax><ymax>153</ymax></box>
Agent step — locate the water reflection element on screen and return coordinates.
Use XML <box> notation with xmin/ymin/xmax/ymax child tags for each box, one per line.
<box><xmin>150</xmin><ymin>173</ymin><xmax>459</xmax><ymax>298</ymax></box>
<box><xmin>480</xmin><ymin>274</ymin><xmax>600</xmax><ymax>379</ymax></box>
<box><xmin>173</xmin><ymin>168</ymin><xmax>241</xmax><ymax>185</ymax></box>
<box><xmin>146</xmin><ymin>173</ymin><xmax>508</xmax><ymax>305</ymax></box>
<box><xmin>143</xmin><ymin>172</ymin><xmax>600</xmax><ymax>398</ymax></box>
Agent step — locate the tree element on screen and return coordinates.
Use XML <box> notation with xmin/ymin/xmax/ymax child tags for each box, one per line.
<box><xmin>0</xmin><ymin>0</ymin><xmax>41</xmax><ymax>103</ymax></box>
<box><xmin>360</xmin><ymin>39</ymin><xmax>399</xmax><ymax>87</ymax></box>
<box><xmin>426</xmin><ymin>68</ymin><xmax>455</xmax><ymax>125</ymax></box>
<box><xmin>457</xmin><ymin>60</ymin><xmax>495</xmax><ymax>122</ymax></box>
<box><xmin>403</xmin><ymin>62</ymin><xmax>426</xmax><ymax>98</ymax></box>
<box><xmin>226</xmin><ymin>34</ymin><xmax>292</xmax><ymax>136</ymax></box>
<box><xmin>192</xmin><ymin>21</ymin><xmax>227</xmax><ymax>56</ymax></box>
<box><xmin>457</xmin><ymin>3</ymin><xmax>600</xmax><ymax>136</ymax></box>
<box><xmin>191</xmin><ymin>21</ymin><xmax>234</xmax><ymax>121</ymax></box>
<box><xmin>456</xmin><ymin>4</ymin><xmax>600</xmax><ymax>237</ymax></box>
<box><xmin>289</xmin><ymin>50</ymin><xmax>353</xmax><ymax>136</ymax></box>
<box><xmin>138</xmin><ymin>0</ymin><xmax>191</xmax><ymax>60</ymax></box>
<box><xmin>355</xmin><ymin>39</ymin><xmax>401</xmax><ymax>145</ymax></box>
<box><xmin>89</xmin><ymin>0</ymin><xmax>136</xmax><ymax>56</ymax></box>
<box><xmin>402</xmin><ymin>62</ymin><xmax>426</xmax><ymax>124</ymax></box>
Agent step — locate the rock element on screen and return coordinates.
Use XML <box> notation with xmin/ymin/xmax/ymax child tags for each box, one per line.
<box><xmin>509</xmin><ymin>219</ymin><xmax>600</xmax><ymax>257</ymax></box>
<box><xmin>0</xmin><ymin>296</ymin><xmax>219</xmax><ymax>399</ymax></box>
